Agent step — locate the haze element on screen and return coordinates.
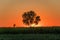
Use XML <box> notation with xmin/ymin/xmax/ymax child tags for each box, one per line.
<box><xmin>0</xmin><ymin>0</ymin><xmax>60</xmax><ymax>27</ymax></box>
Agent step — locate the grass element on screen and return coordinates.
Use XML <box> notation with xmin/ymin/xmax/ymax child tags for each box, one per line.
<box><xmin>0</xmin><ymin>26</ymin><xmax>60</xmax><ymax>34</ymax></box>
<box><xmin>0</xmin><ymin>34</ymin><xmax>60</xmax><ymax>40</ymax></box>
<box><xmin>0</xmin><ymin>26</ymin><xmax>60</xmax><ymax>40</ymax></box>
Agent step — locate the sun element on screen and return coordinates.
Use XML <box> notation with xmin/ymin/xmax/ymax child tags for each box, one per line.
<box><xmin>30</xmin><ymin>23</ymin><xmax>42</xmax><ymax>27</ymax></box>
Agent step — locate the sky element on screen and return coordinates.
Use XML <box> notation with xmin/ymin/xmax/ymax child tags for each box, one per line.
<box><xmin>0</xmin><ymin>0</ymin><xmax>60</xmax><ymax>27</ymax></box>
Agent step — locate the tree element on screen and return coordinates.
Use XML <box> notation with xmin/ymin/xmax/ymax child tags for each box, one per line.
<box><xmin>22</xmin><ymin>12</ymin><xmax>29</xmax><ymax>25</ymax></box>
<box><xmin>28</xmin><ymin>11</ymin><xmax>36</xmax><ymax>24</ymax></box>
<box><xmin>22</xmin><ymin>10</ymin><xmax>41</xmax><ymax>26</ymax></box>
<box><xmin>34</xmin><ymin>16</ymin><xmax>41</xmax><ymax>25</ymax></box>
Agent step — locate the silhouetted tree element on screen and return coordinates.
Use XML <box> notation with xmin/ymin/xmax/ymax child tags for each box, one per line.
<box><xmin>28</xmin><ymin>11</ymin><xmax>36</xmax><ymax>24</ymax></box>
<box><xmin>34</xmin><ymin>16</ymin><xmax>41</xmax><ymax>25</ymax></box>
<box><xmin>22</xmin><ymin>12</ymin><xmax>29</xmax><ymax>25</ymax></box>
<box><xmin>22</xmin><ymin>11</ymin><xmax>36</xmax><ymax>25</ymax></box>
<box><xmin>22</xmin><ymin>10</ymin><xmax>41</xmax><ymax>26</ymax></box>
<box><xmin>23</xmin><ymin>19</ymin><xmax>29</xmax><ymax>25</ymax></box>
<box><xmin>22</xmin><ymin>12</ymin><xmax>29</xmax><ymax>20</ymax></box>
<box><xmin>28</xmin><ymin>11</ymin><xmax>36</xmax><ymax>19</ymax></box>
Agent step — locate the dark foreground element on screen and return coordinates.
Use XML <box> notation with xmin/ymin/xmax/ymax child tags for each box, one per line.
<box><xmin>0</xmin><ymin>26</ymin><xmax>60</xmax><ymax>40</ymax></box>
<box><xmin>0</xmin><ymin>34</ymin><xmax>60</xmax><ymax>40</ymax></box>
<box><xmin>0</xmin><ymin>26</ymin><xmax>60</xmax><ymax>34</ymax></box>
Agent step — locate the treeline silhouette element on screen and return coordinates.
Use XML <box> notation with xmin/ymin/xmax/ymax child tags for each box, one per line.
<box><xmin>0</xmin><ymin>27</ymin><xmax>60</xmax><ymax>34</ymax></box>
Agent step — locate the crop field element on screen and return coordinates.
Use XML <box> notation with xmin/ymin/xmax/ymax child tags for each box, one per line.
<box><xmin>0</xmin><ymin>27</ymin><xmax>60</xmax><ymax>40</ymax></box>
<box><xmin>0</xmin><ymin>27</ymin><xmax>60</xmax><ymax>34</ymax></box>
<box><xmin>0</xmin><ymin>34</ymin><xmax>60</xmax><ymax>40</ymax></box>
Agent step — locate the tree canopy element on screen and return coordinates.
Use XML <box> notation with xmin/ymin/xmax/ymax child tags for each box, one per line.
<box><xmin>22</xmin><ymin>10</ymin><xmax>41</xmax><ymax>26</ymax></box>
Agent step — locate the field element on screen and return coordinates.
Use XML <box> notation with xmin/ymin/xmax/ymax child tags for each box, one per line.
<box><xmin>0</xmin><ymin>26</ymin><xmax>60</xmax><ymax>34</ymax></box>
<box><xmin>0</xmin><ymin>26</ymin><xmax>60</xmax><ymax>40</ymax></box>
<box><xmin>0</xmin><ymin>34</ymin><xmax>60</xmax><ymax>40</ymax></box>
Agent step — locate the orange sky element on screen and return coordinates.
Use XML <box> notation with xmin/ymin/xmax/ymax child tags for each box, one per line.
<box><xmin>0</xmin><ymin>0</ymin><xmax>60</xmax><ymax>27</ymax></box>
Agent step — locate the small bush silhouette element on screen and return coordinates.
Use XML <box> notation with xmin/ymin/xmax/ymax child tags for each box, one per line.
<box><xmin>13</xmin><ymin>24</ymin><xmax>16</xmax><ymax>28</ymax></box>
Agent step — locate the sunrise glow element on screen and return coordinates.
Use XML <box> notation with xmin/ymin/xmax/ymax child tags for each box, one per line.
<box><xmin>0</xmin><ymin>0</ymin><xmax>60</xmax><ymax>27</ymax></box>
<box><xmin>28</xmin><ymin>23</ymin><xmax>42</xmax><ymax>27</ymax></box>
